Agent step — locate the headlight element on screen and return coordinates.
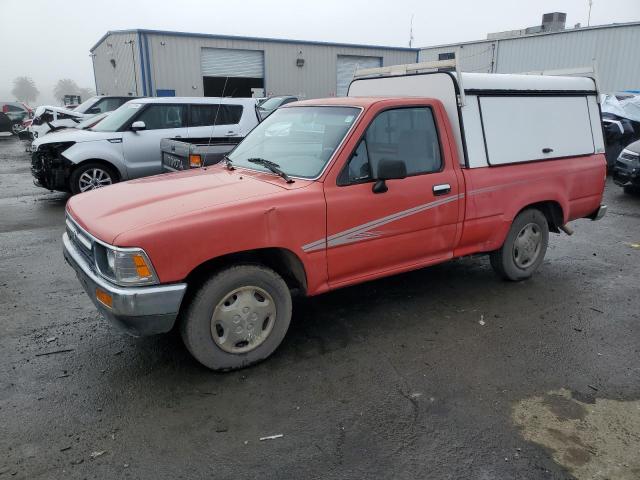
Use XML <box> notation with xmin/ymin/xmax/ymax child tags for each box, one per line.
<box><xmin>94</xmin><ymin>244</ymin><xmax>159</xmax><ymax>286</ymax></box>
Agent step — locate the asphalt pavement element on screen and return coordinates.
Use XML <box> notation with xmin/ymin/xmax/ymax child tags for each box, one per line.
<box><xmin>1</xmin><ymin>136</ymin><xmax>639</xmax><ymax>479</ymax></box>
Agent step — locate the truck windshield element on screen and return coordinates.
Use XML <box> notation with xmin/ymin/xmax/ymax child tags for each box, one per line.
<box><xmin>228</xmin><ymin>106</ymin><xmax>359</xmax><ymax>179</ymax></box>
<box><xmin>90</xmin><ymin>103</ymin><xmax>142</xmax><ymax>132</ymax></box>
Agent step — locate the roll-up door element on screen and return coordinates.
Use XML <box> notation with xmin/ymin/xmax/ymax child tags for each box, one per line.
<box><xmin>336</xmin><ymin>55</ymin><xmax>382</xmax><ymax>97</ymax></box>
<box><xmin>201</xmin><ymin>48</ymin><xmax>264</xmax><ymax>78</ymax></box>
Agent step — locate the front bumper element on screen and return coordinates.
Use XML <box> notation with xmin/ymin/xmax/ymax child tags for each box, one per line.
<box><xmin>63</xmin><ymin>232</ymin><xmax>187</xmax><ymax>336</ymax></box>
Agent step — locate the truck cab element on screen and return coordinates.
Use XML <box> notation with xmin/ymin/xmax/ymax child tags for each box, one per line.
<box><xmin>63</xmin><ymin>68</ymin><xmax>607</xmax><ymax>372</ymax></box>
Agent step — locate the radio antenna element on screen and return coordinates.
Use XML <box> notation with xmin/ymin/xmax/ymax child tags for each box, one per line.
<box><xmin>204</xmin><ymin>76</ymin><xmax>230</xmax><ymax>167</ymax></box>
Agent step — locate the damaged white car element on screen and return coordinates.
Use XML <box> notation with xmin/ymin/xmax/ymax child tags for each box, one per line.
<box><xmin>28</xmin><ymin>96</ymin><xmax>137</xmax><ymax>139</ymax></box>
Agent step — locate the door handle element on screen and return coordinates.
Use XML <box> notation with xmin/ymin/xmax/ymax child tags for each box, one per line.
<box><xmin>433</xmin><ymin>184</ymin><xmax>451</xmax><ymax>195</ymax></box>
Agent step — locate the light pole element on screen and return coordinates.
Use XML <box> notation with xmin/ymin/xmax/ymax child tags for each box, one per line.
<box><xmin>587</xmin><ymin>0</ymin><xmax>593</xmax><ymax>27</ymax></box>
<box><xmin>124</xmin><ymin>40</ymin><xmax>139</xmax><ymax>96</ymax></box>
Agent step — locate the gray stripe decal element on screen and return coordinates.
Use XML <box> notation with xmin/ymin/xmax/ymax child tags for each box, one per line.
<box><xmin>302</xmin><ymin>193</ymin><xmax>464</xmax><ymax>253</ymax></box>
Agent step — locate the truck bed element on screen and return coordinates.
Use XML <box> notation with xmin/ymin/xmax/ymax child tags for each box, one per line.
<box><xmin>161</xmin><ymin>137</ymin><xmax>242</xmax><ymax>172</ymax></box>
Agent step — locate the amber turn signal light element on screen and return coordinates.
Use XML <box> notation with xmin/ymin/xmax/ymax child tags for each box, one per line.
<box><xmin>189</xmin><ymin>154</ymin><xmax>202</xmax><ymax>168</ymax></box>
<box><xmin>132</xmin><ymin>254</ymin><xmax>152</xmax><ymax>278</ymax></box>
<box><xmin>96</xmin><ymin>288</ymin><xmax>113</xmax><ymax>308</ymax></box>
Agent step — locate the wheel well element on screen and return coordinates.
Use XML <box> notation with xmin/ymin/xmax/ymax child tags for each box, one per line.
<box><xmin>185</xmin><ymin>248</ymin><xmax>308</xmax><ymax>295</ymax></box>
<box><xmin>72</xmin><ymin>159</ymin><xmax>121</xmax><ymax>182</ymax></box>
<box><xmin>518</xmin><ymin>201</ymin><xmax>564</xmax><ymax>233</ymax></box>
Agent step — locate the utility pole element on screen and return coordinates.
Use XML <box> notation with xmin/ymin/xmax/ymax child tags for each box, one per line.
<box><xmin>587</xmin><ymin>0</ymin><xmax>593</xmax><ymax>27</ymax></box>
<box><xmin>124</xmin><ymin>40</ymin><xmax>139</xmax><ymax>96</ymax></box>
<box><xmin>409</xmin><ymin>14</ymin><xmax>415</xmax><ymax>48</ymax></box>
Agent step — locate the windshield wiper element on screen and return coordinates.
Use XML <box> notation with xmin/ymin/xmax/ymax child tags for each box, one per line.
<box><xmin>247</xmin><ymin>158</ymin><xmax>294</xmax><ymax>184</ymax></box>
<box><xmin>223</xmin><ymin>155</ymin><xmax>235</xmax><ymax>170</ymax></box>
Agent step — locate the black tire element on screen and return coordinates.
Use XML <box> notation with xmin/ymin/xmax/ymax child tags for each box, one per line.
<box><xmin>623</xmin><ymin>185</ymin><xmax>640</xmax><ymax>195</ymax></box>
<box><xmin>180</xmin><ymin>265</ymin><xmax>292</xmax><ymax>371</ymax></box>
<box><xmin>490</xmin><ymin>208</ymin><xmax>549</xmax><ymax>281</ymax></box>
<box><xmin>69</xmin><ymin>162</ymin><xmax>117</xmax><ymax>194</ymax></box>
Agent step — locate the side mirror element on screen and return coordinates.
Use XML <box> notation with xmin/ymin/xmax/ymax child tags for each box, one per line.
<box><xmin>373</xmin><ymin>159</ymin><xmax>407</xmax><ymax>194</ymax></box>
<box><xmin>131</xmin><ymin>121</ymin><xmax>146</xmax><ymax>132</ymax></box>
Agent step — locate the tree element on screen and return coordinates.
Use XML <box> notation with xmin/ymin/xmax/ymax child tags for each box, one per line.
<box><xmin>53</xmin><ymin>79</ymin><xmax>80</xmax><ymax>103</ymax></box>
<box><xmin>11</xmin><ymin>77</ymin><xmax>39</xmax><ymax>104</ymax></box>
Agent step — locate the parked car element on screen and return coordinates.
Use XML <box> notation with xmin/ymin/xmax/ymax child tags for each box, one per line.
<box><xmin>0</xmin><ymin>112</ymin><xmax>13</xmax><ymax>137</ymax></box>
<box><xmin>601</xmin><ymin>93</ymin><xmax>640</xmax><ymax>169</ymax></box>
<box><xmin>31</xmin><ymin>97</ymin><xmax>260</xmax><ymax>193</ymax></box>
<box><xmin>62</xmin><ymin>69</ymin><xmax>606</xmax><ymax>371</ymax></box>
<box><xmin>28</xmin><ymin>96</ymin><xmax>137</xmax><ymax>139</ymax></box>
<box><xmin>257</xmin><ymin>95</ymin><xmax>298</xmax><ymax>120</ymax></box>
<box><xmin>612</xmin><ymin>139</ymin><xmax>640</xmax><ymax>194</ymax></box>
<box><xmin>1</xmin><ymin>102</ymin><xmax>32</xmax><ymax>134</ymax></box>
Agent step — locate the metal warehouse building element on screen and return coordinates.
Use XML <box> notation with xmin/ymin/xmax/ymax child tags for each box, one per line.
<box><xmin>90</xmin><ymin>29</ymin><xmax>418</xmax><ymax>99</ymax></box>
<box><xmin>418</xmin><ymin>20</ymin><xmax>640</xmax><ymax>93</ymax></box>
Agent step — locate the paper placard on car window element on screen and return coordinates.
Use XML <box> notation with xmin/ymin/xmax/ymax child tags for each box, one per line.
<box><xmin>128</xmin><ymin>103</ymin><xmax>142</xmax><ymax>109</ymax></box>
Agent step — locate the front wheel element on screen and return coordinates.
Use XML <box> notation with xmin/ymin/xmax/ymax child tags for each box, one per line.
<box><xmin>490</xmin><ymin>208</ymin><xmax>549</xmax><ymax>281</ymax></box>
<box><xmin>69</xmin><ymin>162</ymin><xmax>117</xmax><ymax>194</ymax></box>
<box><xmin>180</xmin><ymin>265</ymin><xmax>293</xmax><ymax>371</ymax></box>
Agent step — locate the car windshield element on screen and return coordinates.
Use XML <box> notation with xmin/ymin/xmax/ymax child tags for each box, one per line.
<box><xmin>228</xmin><ymin>106</ymin><xmax>359</xmax><ymax>179</ymax></box>
<box><xmin>74</xmin><ymin>96</ymin><xmax>100</xmax><ymax>113</ymax></box>
<box><xmin>90</xmin><ymin>102</ymin><xmax>142</xmax><ymax>132</ymax></box>
<box><xmin>258</xmin><ymin>97</ymin><xmax>288</xmax><ymax>111</ymax></box>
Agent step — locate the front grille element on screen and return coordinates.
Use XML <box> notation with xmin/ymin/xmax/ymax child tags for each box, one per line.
<box><xmin>65</xmin><ymin>216</ymin><xmax>95</xmax><ymax>265</ymax></box>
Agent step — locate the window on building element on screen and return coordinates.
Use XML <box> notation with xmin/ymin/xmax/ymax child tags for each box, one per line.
<box><xmin>438</xmin><ymin>52</ymin><xmax>456</xmax><ymax>60</ymax></box>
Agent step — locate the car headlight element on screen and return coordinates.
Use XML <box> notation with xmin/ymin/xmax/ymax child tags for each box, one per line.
<box><xmin>94</xmin><ymin>244</ymin><xmax>159</xmax><ymax>286</ymax></box>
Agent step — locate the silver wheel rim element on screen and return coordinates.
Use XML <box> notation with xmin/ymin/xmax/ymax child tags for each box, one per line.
<box><xmin>513</xmin><ymin>222</ymin><xmax>542</xmax><ymax>269</ymax></box>
<box><xmin>211</xmin><ymin>286</ymin><xmax>277</xmax><ymax>354</ymax></box>
<box><xmin>12</xmin><ymin>124</ymin><xmax>22</xmax><ymax>134</ymax></box>
<box><xmin>78</xmin><ymin>168</ymin><xmax>112</xmax><ymax>192</ymax></box>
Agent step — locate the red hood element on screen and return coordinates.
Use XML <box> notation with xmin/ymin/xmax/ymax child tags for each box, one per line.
<box><xmin>66</xmin><ymin>166</ymin><xmax>311</xmax><ymax>245</ymax></box>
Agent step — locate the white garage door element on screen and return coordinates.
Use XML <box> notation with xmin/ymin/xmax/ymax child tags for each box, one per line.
<box><xmin>336</xmin><ymin>55</ymin><xmax>382</xmax><ymax>96</ymax></box>
<box><xmin>201</xmin><ymin>48</ymin><xmax>264</xmax><ymax>78</ymax></box>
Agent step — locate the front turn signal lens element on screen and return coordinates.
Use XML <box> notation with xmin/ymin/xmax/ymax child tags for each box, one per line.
<box><xmin>132</xmin><ymin>254</ymin><xmax>152</xmax><ymax>278</ymax></box>
<box><xmin>189</xmin><ymin>154</ymin><xmax>202</xmax><ymax>168</ymax></box>
<box><xmin>96</xmin><ymin>288</ymin><xmax>113</xmax><ymax>308</ymax></box>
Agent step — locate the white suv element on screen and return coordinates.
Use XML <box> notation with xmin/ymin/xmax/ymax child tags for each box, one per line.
<box><xmin>31</xmin><ymin>97</ymin><xmax>260</xmax><ymax>194</ymax></box>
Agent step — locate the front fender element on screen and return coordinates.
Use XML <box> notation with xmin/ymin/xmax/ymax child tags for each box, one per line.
<box><xmin>63</xmin><ymin>140</ymin><xmax>128</xmax><ymax>180</ymax></box>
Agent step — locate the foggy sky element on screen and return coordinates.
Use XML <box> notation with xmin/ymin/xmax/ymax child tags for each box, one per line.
<box><xmin>1</xmin><ymin>0</ymin><xmax>638</xmax><ymax>105</ymax></box>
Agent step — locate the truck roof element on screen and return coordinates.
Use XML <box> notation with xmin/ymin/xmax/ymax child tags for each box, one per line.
<box><xmin>287</xmin><ymin>97</ymin><xmax>405</xmax><ymax>108</ymax></box>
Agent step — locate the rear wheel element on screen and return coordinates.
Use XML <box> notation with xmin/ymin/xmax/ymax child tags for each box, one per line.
<box><xmin>180</xmin><ymin>265</ymin><xmax>292</xmax><ymax>371</ymax></box>
<box><xmin>69</xmin><ymin>162</ymin><xmax>117</xmax><ymax>194</ymax></box>
<box><xmin>490</xmin><ymin>209</ymin><xmax>549</xmax><ymax>281</ymax></box>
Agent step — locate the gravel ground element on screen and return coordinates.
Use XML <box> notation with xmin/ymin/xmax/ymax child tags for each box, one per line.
<box><xmin>1</xmin><ymin>136</ymin><xmax>639</xmax><ymax>479</ymax></box>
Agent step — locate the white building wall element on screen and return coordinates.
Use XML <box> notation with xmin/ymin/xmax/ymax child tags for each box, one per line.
<box><xmin>419</xmin><ymin>23</ymin><xmax>640</xmax><ymax>93</ymax></box>
<box><xmin>92</xmin><ymin>32</ymin><xmax>141</xmax><ymax>96</ymax></box>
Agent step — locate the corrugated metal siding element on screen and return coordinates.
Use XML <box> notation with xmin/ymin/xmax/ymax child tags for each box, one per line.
<box><xmin>121</xmin><ymin>32</ymin><xmax>416</xmax><ymax>98</ymax></box>
<box><xmin>92</xmin><ymin>32</ymin><xmax>141</xmax><ymax>96</ymax></box>
<box><xmin>201</xmin><ymin>48</ymin><xmax>264</xmax><ymax>77</ymax></box>
<box><xmin>336</xmin><ymin>55</ymin><xmax>382</xmax><ymax>96</ymax></box>
<box><xmin>419</xmin><ymin>41</ymin><xmax>496</xmax><ymax>73</ymax></box>
<box><xmin>419</xmin><ymin>24</ymin><xmax>640</xmax><ymax>92</ymax></box>
<box><xmin>495</xmin><ymin>24</ymin><xmax>640</xmax><ymax>92</ymax></box>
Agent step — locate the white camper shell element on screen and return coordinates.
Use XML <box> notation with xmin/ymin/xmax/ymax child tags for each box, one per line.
<box><xmin>348</xmin><ymin>69</ymin><xmax>605</xmax><ymax>169</ymax></box>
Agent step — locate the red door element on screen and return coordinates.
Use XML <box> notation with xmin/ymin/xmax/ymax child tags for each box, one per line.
<box><xmin>323</xmin><ymin>103</ymin><xmax>462</xmax><ymax>287</ymax></box>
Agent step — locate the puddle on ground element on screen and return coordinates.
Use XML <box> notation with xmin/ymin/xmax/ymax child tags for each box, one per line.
<box><xmin>513</xmin><ymin>389</ymin><xmax>640</xmax><ymax>480</ymax></box>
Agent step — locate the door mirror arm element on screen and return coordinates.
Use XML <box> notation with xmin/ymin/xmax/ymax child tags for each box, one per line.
<box><xmin>372</xmin><ymin>179</ymin><xmax>388</xmax><ymax>194</ymax></box>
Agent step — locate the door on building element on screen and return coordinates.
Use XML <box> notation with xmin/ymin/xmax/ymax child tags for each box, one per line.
<box><xmin>336</xmin><ymin>55</ymin><xmax>382</xmax><ymax>97</ymax></box>
<box><xmin>201</xmin><ymin>48</ymin><xmax>264</xmax><ymax>97</ymax></box>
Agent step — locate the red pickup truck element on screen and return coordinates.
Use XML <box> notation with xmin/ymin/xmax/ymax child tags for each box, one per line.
<box><xmin>63</xmin><ymin>70</ymin><xmax>607</xmax><ymax>371</ymax></box>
